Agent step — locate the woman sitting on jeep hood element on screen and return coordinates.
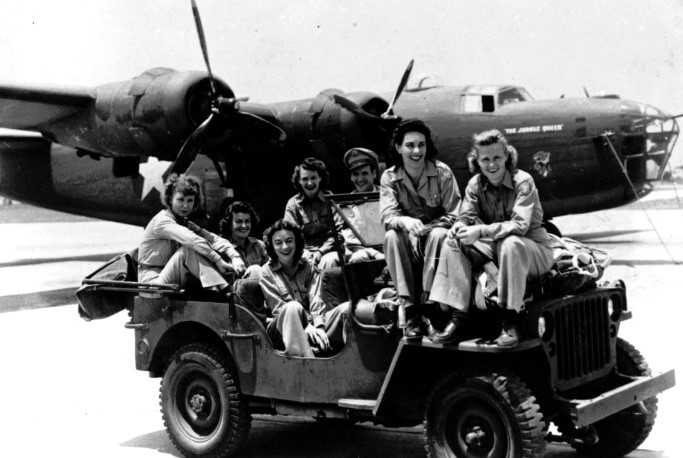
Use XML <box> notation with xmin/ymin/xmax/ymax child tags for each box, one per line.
<box><xmin>259</xmin><ymin>219</ymin><xmax>346</xmax><ymax>358</ymax></box>
<box><xmin>430</xmin><ymin>130</ymin><xmax>554</xmax><ymax>347</ymax></box>
<box><xmin>137</xmin><ymin>174</ymin><xmax>246</xmax><ymax>293</ymax></box>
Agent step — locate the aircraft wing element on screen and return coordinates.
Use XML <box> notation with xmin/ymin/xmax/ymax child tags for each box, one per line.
<box><xmin>0</xmin><ymin>83</ymin><xmax>94</xmax><ymax>130</ymax></box>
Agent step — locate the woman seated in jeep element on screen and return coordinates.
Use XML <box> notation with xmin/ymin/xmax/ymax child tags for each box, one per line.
<box><xmin>219</xmin><ymin>201</ymin><xmax>269</xmax><ymax>279</ymax></box>
<box><xmin>259</xmin><ymin>219</ymin><xmax>346</xmax><ymax>357</ymax></box>
<box><xmin>137</xmin><ymin>174</ymin><xmax>246</xmax><ymax>294</ymax></box>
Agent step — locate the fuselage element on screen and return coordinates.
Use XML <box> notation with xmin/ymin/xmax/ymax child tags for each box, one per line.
<box><xmin>0</xmin><ymin>77</ymin><xmax>678</xmax><ymax>229</ymax></box>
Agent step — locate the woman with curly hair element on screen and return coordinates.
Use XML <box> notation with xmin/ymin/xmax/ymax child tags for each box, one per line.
<box><xmin>283</xmin><ymin>157</ymin><xmax>339</xmax><ymax>269</ymax></box>
<box><xmin>380</xmin><ymin>119</ymin><xmax>461</xmax><ymax>339</ymax></box>
<box><xmin>259</xmin><ymin>219</ymin><xmax>346</xmax><ymax>357</ymax></box>
<box><xmin>137</xmin><ymin>174</ymin><xmax>246</xmax><ymax>293</ymax></box>
<box><xmin>219</xmin><ymin>201</ymin><xmax>269</xmax><ymax>278</ymax></box>
<box><xmin>430</xmin><ymin>130</ymin><xmax>554</xmax><ymax>347</ymax></box>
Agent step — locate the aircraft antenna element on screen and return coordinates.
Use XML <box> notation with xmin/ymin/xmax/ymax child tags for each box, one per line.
<box><xmin>601</xmin><ymin>132</ymin><xmax>680</xmax><ymax>265</ymax></box>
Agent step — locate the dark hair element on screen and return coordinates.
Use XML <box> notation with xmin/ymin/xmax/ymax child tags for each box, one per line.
<box><xmin>467</xmin><ymin>129</ymin><xmax>518</xmax><ymax>174</ymax></box>
<box><xmin>161</xmin><ymin>173</ymin><xmax>203</xmax><ymax>210</ymax></box>
<box><xmin>219</xmin><ymin>201</ymin><xmax>260</xmax><ymax>238</ymax></box>
<box><xmin>264</xmin><ymin>219</ymin><xmax>305</xmax><ymax>263</ymax></box>
<box><xmin>388</xmin><ymin>119</ymin><xmax>438</xmax><ymax>168</ymax></box>
<box><xmin>290</xmin><ymin>157</ymin><xmax>329</xmax><ymax>193</ymax></box>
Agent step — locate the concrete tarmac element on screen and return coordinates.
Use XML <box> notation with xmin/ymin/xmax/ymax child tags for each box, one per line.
<box><xmin>0</xmin><ymin>193</ymin><xmax>680</xmax><ymax>458</ymax></box>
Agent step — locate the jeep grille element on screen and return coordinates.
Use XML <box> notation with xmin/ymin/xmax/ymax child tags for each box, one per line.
<box><xmin>543</xmin><ymin>289</ymin><xmax>620</xmax><ymax>391</ymax></box>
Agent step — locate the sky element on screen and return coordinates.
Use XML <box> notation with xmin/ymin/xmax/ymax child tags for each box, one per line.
<box><xmin>2</xmin><ymin>0</ymin><xmax>683</xmax><ymax>159</ymax></box>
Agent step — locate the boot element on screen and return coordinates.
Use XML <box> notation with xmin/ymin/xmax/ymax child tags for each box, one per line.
<box><xmin>495</xmin><ymin>310</ymin><xmax>520</xmax><ymax>347</ymax></box>
<box><xmin>403</xmin><ymin>306</ymin><xmax>424</xmax><ymax>339</ymax></box>
<box><xmin>431</xmin><ymin>309</ymin><xmax>469</xmax><ymax>343</ymax></box>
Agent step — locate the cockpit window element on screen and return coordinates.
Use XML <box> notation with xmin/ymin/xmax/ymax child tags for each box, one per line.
<box><xmin>498</xmin><ymin>87</ymin><xmax>532</xmax><ymax>106</ymax></box>
<box><xmin>460</xmin><ymin>87</ymin><xmax>532</xmax><ymax>113</ymax></box>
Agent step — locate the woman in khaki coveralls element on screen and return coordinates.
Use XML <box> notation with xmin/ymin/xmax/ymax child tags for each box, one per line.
<box><xmin>380</xmin><ymin>120</ymin><xmax>460</xmax><ymax>339</ymax></box>
<box><xmin>430</xmin><ymin>130</ymin><xmax>554</xmax><ymax>347</ymax></box>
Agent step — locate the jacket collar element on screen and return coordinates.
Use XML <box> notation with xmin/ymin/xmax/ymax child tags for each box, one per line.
<box><xmin>293</xmin><ymin>190</ymin><xmax>327</xmax><ymax>204</ymax></box>
<box><xmin>480</xmin><ymin>170</ymin><xmax>513</xmax><ymax>191</ymax></box>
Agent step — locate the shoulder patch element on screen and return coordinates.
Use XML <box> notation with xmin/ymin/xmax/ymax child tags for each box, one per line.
<box><xmin>517</xmin><ymin>180</ymin><xmax>532</xmax><ymax>197</ymax></box>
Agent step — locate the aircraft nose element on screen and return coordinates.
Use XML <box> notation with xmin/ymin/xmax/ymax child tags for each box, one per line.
<box><xmin>619</xmin><ymin>101</ymin><xmax>679</xmax><ymax>181</ymax></box>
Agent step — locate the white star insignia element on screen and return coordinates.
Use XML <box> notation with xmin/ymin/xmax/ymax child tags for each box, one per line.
<box><xmin>139</xmin><ymin>157</ymin><xmax>172</xmax><ymax>201</ymax></box>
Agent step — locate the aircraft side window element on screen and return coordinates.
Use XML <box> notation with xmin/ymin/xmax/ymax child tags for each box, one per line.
<box><xmin>460</xmin><ymin>95</ymin><xmax>495</xmax><ymax>113</ymax></box>
<box><xmin>482</xmin><ymin>95</ymin><xmax>495</xmax><ymax>113</ymax></box>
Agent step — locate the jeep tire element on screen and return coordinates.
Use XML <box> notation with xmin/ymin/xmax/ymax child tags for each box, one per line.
<box><xmin>423</xmin><ymin>372</ymin><xmax>546</xmax><ymax>458</ymax></box>
<box><xmin>160</xmin><ymin>344</ymin><xmax>251</xmax><ymax>458</ymax></box>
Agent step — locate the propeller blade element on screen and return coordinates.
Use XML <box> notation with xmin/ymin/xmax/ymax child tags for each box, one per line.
<box><xmin>171</xmin><ymin>112</ymin><xmax>215</xmax><ymax>174</ymax></box>
<box><xmin>191</xmin><ymin>0</ymin><xmax>217</xmax><ymax>97</ymax></box>
<box><xmin>333</xmin><ymin>95</ymin><xmax>382</xmax><ymax>121</ymax></box>
<box><xmin>238</xmin><ymin>112</ymin><xmax>287</xmax><ymax>142</ymax></box>
<box><xmin>583</xmin><ymin>86</ymin><xmax>591</xmax><ymax>98</ymax></box>
<box><xmin>384</xmin><ymin>59</ymin><xmax>414</xmax><ymax>117</ymax></box>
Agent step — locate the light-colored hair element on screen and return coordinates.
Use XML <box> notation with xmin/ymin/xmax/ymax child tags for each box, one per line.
<box><xmin>467</xmin><ymin>129</ymin><xmax>518</xmax><ymax>174</ymax></box>
<box><xmin>161</xmin><ymin>173</ymin><xmax>203</xmax><ymax>210</ymax></box>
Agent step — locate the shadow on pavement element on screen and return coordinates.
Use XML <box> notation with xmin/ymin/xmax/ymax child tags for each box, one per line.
<box><xmin>118</xmin><ymin>416</ymin><xmax>669</xmax><ymax>458</ymax></box>
<box><xmin>118</xmin><ymin>415</ymin><xmax>673</xmax><ymax>458</ymax></box>
<box><xmin>0</xmin><ymin>252</ymin><xmax>122</xmax><ymax>268</ymax></box>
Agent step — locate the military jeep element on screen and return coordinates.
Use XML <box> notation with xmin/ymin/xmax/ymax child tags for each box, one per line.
<box><xmin>77</xmin><ymin>192</ymin><xmax>675</xmax><ymax>458</ymax></box>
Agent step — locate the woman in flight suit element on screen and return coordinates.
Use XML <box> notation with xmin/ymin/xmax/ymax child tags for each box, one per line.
<box><xmin>259</xmin><ymin>219</ymin><xmax>345</xmax><ymax>357</ymax></box>
<box><xmin>380</xmin><ymin>119</ymin><xmax>460</xmax><ymax>339</ymax></box>
<box><xmin>137</xmin><ymin>174</ymin><xmax>246</xmax><ymax>293</ymax></box>
<box><xmin>283</xmin><ymin>157</ymin><xmax>339</xmax><ymax>269</ymax></box>
<box><xmin>430</xmin><ymin>130</ymin><xmax>554</xmax><ymax>347</ymax></box>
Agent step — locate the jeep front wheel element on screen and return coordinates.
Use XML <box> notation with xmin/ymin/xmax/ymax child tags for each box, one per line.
<box><xmin>572</xmin><ymin>338</ymin><xmax>658</xmax><ymax>457</ymax></box>
<box><xmin>423</xmin><ymin>372</ymin><xmax>546</xmax><ymax>458</ymax></box>
<box><xmin>160</xmin><ymin>344</ymin><xmax>251</xmax><ymax>458</ymax></box>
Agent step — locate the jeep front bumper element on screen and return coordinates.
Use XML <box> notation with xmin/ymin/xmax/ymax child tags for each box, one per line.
<box><xmin>571</xmin><ymin>369</ymin><xmax>675</xmax><ymax>428</ymax></box>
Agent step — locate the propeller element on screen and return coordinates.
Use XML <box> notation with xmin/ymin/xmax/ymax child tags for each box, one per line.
<box><xmin>171</xmin><ymin>0</ymin><xmax>286</xmax><ymax>176</ymax></box>
<box><xmin>191</xmin><ymin>0</ymin><xmax>217</xmax><ymax>98</ymax></box>
<box><xmin>383</xmin><ymin>58</ymin><xmax>414</xmax><ymax>118</ymax></box>
<box><xmin>332</xmin><ymin>59</ymin><xmax>415</xmax><ymax>126</ymax></box>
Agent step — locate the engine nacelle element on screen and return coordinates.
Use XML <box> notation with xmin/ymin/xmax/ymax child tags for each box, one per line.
<box><xmin>44</xmin><ymin>68</ymin><xmax>234</xmax><ymax>160</ymax></box>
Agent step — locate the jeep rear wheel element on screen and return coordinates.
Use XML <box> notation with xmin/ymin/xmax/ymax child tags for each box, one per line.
<box><xmin>572</xmin><ymin>338</ymin><xmax>658</xmax><ymax>457</ymax></box>
<box><xmin>160</xmin><ymin>344</ymin><xmax>251</xmax><ymax>458</ymax></box>
<box><xmin>424</xmin><ymin>372</ymin><xmax>546</xmax><ymax>458</ymax></box>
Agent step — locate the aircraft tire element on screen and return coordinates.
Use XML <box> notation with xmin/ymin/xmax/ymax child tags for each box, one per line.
<box><xmin>160</xmin><ymin>343</ymin><xmax>251</xmax><ymax>458</ymax></box>
<box><xmin>569</xmin><ymin>338</ymin><xmax>658</xmax><ymax>457</ymax></box>
<box><xmin>423</xmin><ymin>371</ymin><xmax>547</xmax><ymax>458</ymax></box>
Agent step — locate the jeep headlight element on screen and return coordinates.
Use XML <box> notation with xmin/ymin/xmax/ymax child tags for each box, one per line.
<box><xmin>538</xmin><ymin>312</ymin><xmax>554</xmax><ymax>341</ymax></box>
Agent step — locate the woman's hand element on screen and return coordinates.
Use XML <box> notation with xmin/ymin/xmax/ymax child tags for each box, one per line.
<box><xmin>215</xmin><ymin>259</ymin><xmax>235</xmax><ymax>276</ymax></box>
<box><xmin>185</xmin><ymin>220</ymin><xmax>202</xmax><ymax>233</ymax></box>
<box><xmin>303</xmin><ymin>249</ymin><xmax>322</xmax><ymax>265</ymax></box>
<box><xmin>402</xmin><ymin>217</ymin><xmax>426</xmax><ymax>238</ymax></box>
<box><xmin>230</xmin><ymin>257</ymin><xmax>247</xmax><ymax>276</ymax></box>
<box><xmin>447</xmin><ymin>221</ymin><xmax>467</xmax><ymax>240</ymax></box>
<box><xmin>305</xmin><ymin>324</ymin><xmax>330</xmax><ymax>352</ymax></box>
<box><xmin>454</xmin><ymin>225</ymin><xmax>482</xmax><ymax>245</ymax></box>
